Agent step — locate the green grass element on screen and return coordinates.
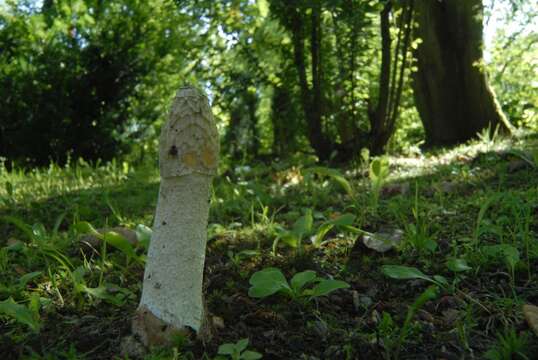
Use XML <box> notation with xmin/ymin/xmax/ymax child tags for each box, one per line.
<box><xmin>1</xmin><ymin>133</ymin><xmax>537</xmax><ymax>359</ymax></box>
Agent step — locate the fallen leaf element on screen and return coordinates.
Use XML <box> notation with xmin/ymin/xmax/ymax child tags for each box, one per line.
<box><xmin>362</xmin><ymin>229</ymin><xmax>403</xmax><ymax>253</ymax></box>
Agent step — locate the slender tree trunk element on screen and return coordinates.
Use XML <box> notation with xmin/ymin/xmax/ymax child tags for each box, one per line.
<box><xmin>332</xmin><ymin>11</ymin><xmax>357</xmax><ymax>145</ymax></box>
<box><xmin>224</xmin><ymin>108</ymin><xmax>241</xmax><ymax>160</ymax></box>
<box><xmin>369</xmin><ymin>2</ymin><xmax>392</xmax><ymax>151</ymax></box>
<box><xmin>412</xmin><ymin>0</ymin><xmax>511</xmax><ymax>146</ymax></box>
<box><xmin>289</xmin><ymin>4</ymin><xmax>330</xmax><ymax>160</ymax></box>
<box><xmin>246</xmin><ymin>92</ymin><xmax>260</xmax><ymax>157</ymax></box>
<box><xmin>369</xmin><ymin>1</ymin><xmax>413</xmax><ymax>155</ymax></box>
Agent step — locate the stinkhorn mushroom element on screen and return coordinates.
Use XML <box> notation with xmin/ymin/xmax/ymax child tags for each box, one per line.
<box><xmin>133</xmin><ymin>86</ymin><xmax>218</xmax><ymax>346</ymax></box>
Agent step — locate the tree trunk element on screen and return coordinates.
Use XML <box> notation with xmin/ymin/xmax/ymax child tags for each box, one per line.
<box><xmin>412</xmin><ymin>0</ymin><xmax>511</xmax><ymax>146</ymax></box>
<box><xmin>289</xmin><ymin>3</ymin><xmax>331</xmax><ymax>160</ymax></box>
<box><xmin>369</xmin><ymin>1</ymin><xmax>413</xmax><ymax>155</ymax></box>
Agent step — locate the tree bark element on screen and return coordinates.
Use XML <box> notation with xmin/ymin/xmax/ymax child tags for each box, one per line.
<box><xmin>412</xmin><ymin>0</ymin><xmax>511</xmax><ymax>146</ymax></box>
<box><xmin>288</xmin><ymin>3</ymin><xmax>331</xmax><ymax>160</ymax></box>
<box><xmin>369</xmin><ymin>1</ymin><xmax>413</xmax><ymax>155</ymax></box>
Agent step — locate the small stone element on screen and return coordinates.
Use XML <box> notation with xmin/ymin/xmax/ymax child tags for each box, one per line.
<box><xmin>312</xmin><ymin>320</ymin><xmax>328</xmax><ymax>338</ymax></box>
<box><xmin>360</xmin><ymin>295</ymin><xmax>373</xmax><ymax>308</ymax></box>
<box><xmin>212</xmin><ymin>316</ymin><xmax>225</xmax><ymax>330</ymax></box>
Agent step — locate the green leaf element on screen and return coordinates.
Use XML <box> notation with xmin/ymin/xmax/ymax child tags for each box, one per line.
<box><xmin>482</xmin><ymin>244</ymin><xmax>520</xmax><ymax>269</ymax></box>
<box><xmin>19</xmin><ymin>271</ymin><xmax>42</xmax><ymax>287</ymax></box>
<box><xmin>237</xmin><ymin>250</ymin><xmax>260</xmax><ymax>258</ymax></box>
<box><xmin>0</xmin><ymin>297</ymin><xmax>40</xmax><ymax>332</ymax></box>
<box><xmin>31</xmin><ymin>223</ymin><xmax>47</xmax><ymax>241</ymax></box>
<box><xmin>290</xmin><ymin>271</ymin><xmax>317</xmax><ymax>293</ymax></box>
<box><xmin>446</xmin><ymin>258</ymin><xmax>472</xmax><ymax>272</ymax></box>
<box><xmin>82</xmin><ymin>285</ymin><xmax>122</xmax><ymax>306</ymax></box>
<box><xmin>218</xmin><ymin>343</ymin><xmax>236</xmax><ymax>355</ymax></box>
<box><xmin>304</xmin><ymin>167</ymin><xmax>353</xmax><ymax>196</ymax></box>
<box><xmin>370</xmin><ymin>157</ymin><xmax>389</xmax><ymax>183</ymax></box>
<box><xmin>292</xmin><ymin>209</ymin><xmax>313</xmax><ymax>238</ymax></box>
<box><xmin>330</xmin><ymin>213</ymin><xmax>356</xmax><ymax>227</ymax></box>
<box><xmin>236</xmin><ymin>338</ymin><xmax>249</xmax><ymax>353</ymax></box>
<box><xmin>312</xmin><ymin>223</ymin><xmax>333</xmax><ymax>247</ymax></box>
<box><xmin>2</xmin><ymin>216</ymin><xmax>34</xmax><ymax>241</ymax></box>
<box><xmin>309</xmin><ymin>279</ymin><xmax>349</xmax><ymax>298</ymax></box>
<box><xmin>382</xmin><ymin>265</ymin><xmax>434</xmax><ymax>283</ymax></box>
<box><xmin>72</xmin><ymin>266</ymin><xmax>86</xmax><ymax>286</ymax></box>
<box><xmin>312</xmin><ymin>213</ymin><xmax>356</xmax><ymax>247</ymax></box>
<box><xmin>280</xmin><ymin>233</ymin><xmax>299</xmax><ymax>248</ymax></box>
<box><xmin>103</xmin><ymin>231</ymin><xmax>138</xmax><ymax>261</ymax></box>
<box><xmin>433</xmin><ymin>275</ymin><xmax>449</xmax><ymax>287</ymax></box>
<box><xmin>248</xmin><ymin>268</ymin><xmax>290</xmax><ymax>298</ymax></box>
<box><xmin>75</xmin><ymin>221</ymin><xmax>101</xmax><ymax>237</ymax></box>
<box><xmin>257</xmin><ymin>0</ymin><xmax>269</xmax><ymax>17</ymax></box>
<box><xmin>242</xmin><ymin>350</ymin><xmax>263</xmax><ymax>360</ymax></box>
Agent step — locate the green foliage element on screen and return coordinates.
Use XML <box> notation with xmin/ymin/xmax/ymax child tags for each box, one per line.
<box><xmin>217</xmin><ymin>338</ymin><xmax>262</xmax><ymax>360</ymax></box>
<box><xmin>488</xmin><ymin>23</ymin><xmax>538</xmax><ymax>129</ymax></box>
<box><xmin>484</xmin><ymin>328</ymin><xmax>530</xmax><ymax>360</ymax></box>
<box><xmin>446</xmin><ymin>258</ymin><xmax>472</xmax><ymax>273</ymax></box>
<box><xmin>312</xmin><ymin>213</ymin><xmax>355</xmax><ymax>248</ymax></box>
<box><xmin>403</xmin><ymin>184</ymin><xmax>437</xmax><ymax>254</ymax></box>
<box><xmin>272</xmin><ymin>208</ymin><xmax>313</xmax><ymax>255</ymax></box>
<box><xmin>0</xmin><ymin>0</ymin><xmax>189</xmax><ymax>165</ymax></box>
<box><xmin>0</xmin><ymin>128</ymin><xmax>538</xmax><ymax>358</ymax></box>
<box><xmin>382</xmin><ymin>265</ymin><xmax>448</xmax><ymax>288</ymax></box>
<box><xmin>75</xmin><ymin>221</ymin><xmax>145</xmax><ymax>264</ymax></box>
<box><xmin>0</xmin><ymin>296</ymin><xmax>41</xmax><ymax>332</ymax></box>
<box><xmin>364</xmin><ymin>153</ymin><xmax>390</xmax><ymax>210</ymax></box>
<box><xmin>248</xmin><ymin>267</ymin><xmax>349</xmax><ymax>304</ymax></box>
<box><xmin>303</xmin><ymin>167</ymin><xmax>354</xmax><ymax>197</ymax></box>
<box><xmin>376</xmin><ymin>285</ymin><xmax>439</xmax><ymax>360</ymax></box>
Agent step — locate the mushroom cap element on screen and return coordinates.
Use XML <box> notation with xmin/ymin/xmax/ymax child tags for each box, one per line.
<box><xmin>159</xmin><ymin>86</ymin><xmax>219</xmax><ymax>178</ymax></box>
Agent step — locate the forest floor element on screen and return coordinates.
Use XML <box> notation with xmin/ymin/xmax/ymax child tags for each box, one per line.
<box><xmin>1</xmin><ymin>132</ymin><xmax>538</xmax><ymax>359</ymax></box>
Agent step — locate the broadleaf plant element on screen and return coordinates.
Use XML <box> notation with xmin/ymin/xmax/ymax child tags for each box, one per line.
<box><xmin>248</xmin><ymin>267</ymin><xmax>349</xmax><ymax>304</ymax></box>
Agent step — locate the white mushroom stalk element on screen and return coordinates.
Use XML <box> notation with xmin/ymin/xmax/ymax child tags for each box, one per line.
<box><xmin>133</xmin><ymin>86</ymin><xmax>218</xmax><ymax>346</ymax></box>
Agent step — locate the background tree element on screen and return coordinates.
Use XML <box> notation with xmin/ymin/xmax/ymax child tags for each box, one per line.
<box><xmin>0</xmin><ymin>0</ymin><xmax>191</xmax><ymax>165</ymax></box>
<box><xmin>411</xmin><ymin>0</ymin><xmax>512</xmax><ymax>147</ymax></box>
<box><xmin>368</xmin><ymin>0</ymin><xmax>414</xmax><ymax>155</ymax></box>
<box><xmin>269</xmin><ymin>0</ymin><xmax>379</xmax><ymax>161</ymax></box>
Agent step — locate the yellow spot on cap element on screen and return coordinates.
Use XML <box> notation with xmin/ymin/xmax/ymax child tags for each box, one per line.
<box><xmin>182</xmin><ymin>152</ymin><xmax>198</xmax><ymax>168</ymax></box>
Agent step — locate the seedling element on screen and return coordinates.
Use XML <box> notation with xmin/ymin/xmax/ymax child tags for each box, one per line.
<box><xmin>248</xmin><ymin>267</ymin><xmax>349</xmax><ymax>305</ymax></box>
<box><xmin>216</xmin><ymin>338</ymin><xmax>262</xmax><ymax>360</ymax></box>
<box><xmin>272</xmin><ymin>209</ymin><xmax>313</xmax><ymax>256</ymax></box>
<box><xmin>311</xmin><ymin>213</ymin><xmax>356</xmax><ymax>248</ymax></box>
<box><xmin>484</xmin><ymin>328</ymin><xmax>530</xmax><ymax>360</ymax></box>
<box><xmin>376</xmin><ymin>285</ymin><xmax>439</xmax><ymax>360</ymax></box>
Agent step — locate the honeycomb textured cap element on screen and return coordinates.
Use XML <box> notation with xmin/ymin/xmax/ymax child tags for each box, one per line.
<box><xmin>159</xmin><ymin>86</ymin><xmax>219</xmax><ymax>178</ymax></box>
